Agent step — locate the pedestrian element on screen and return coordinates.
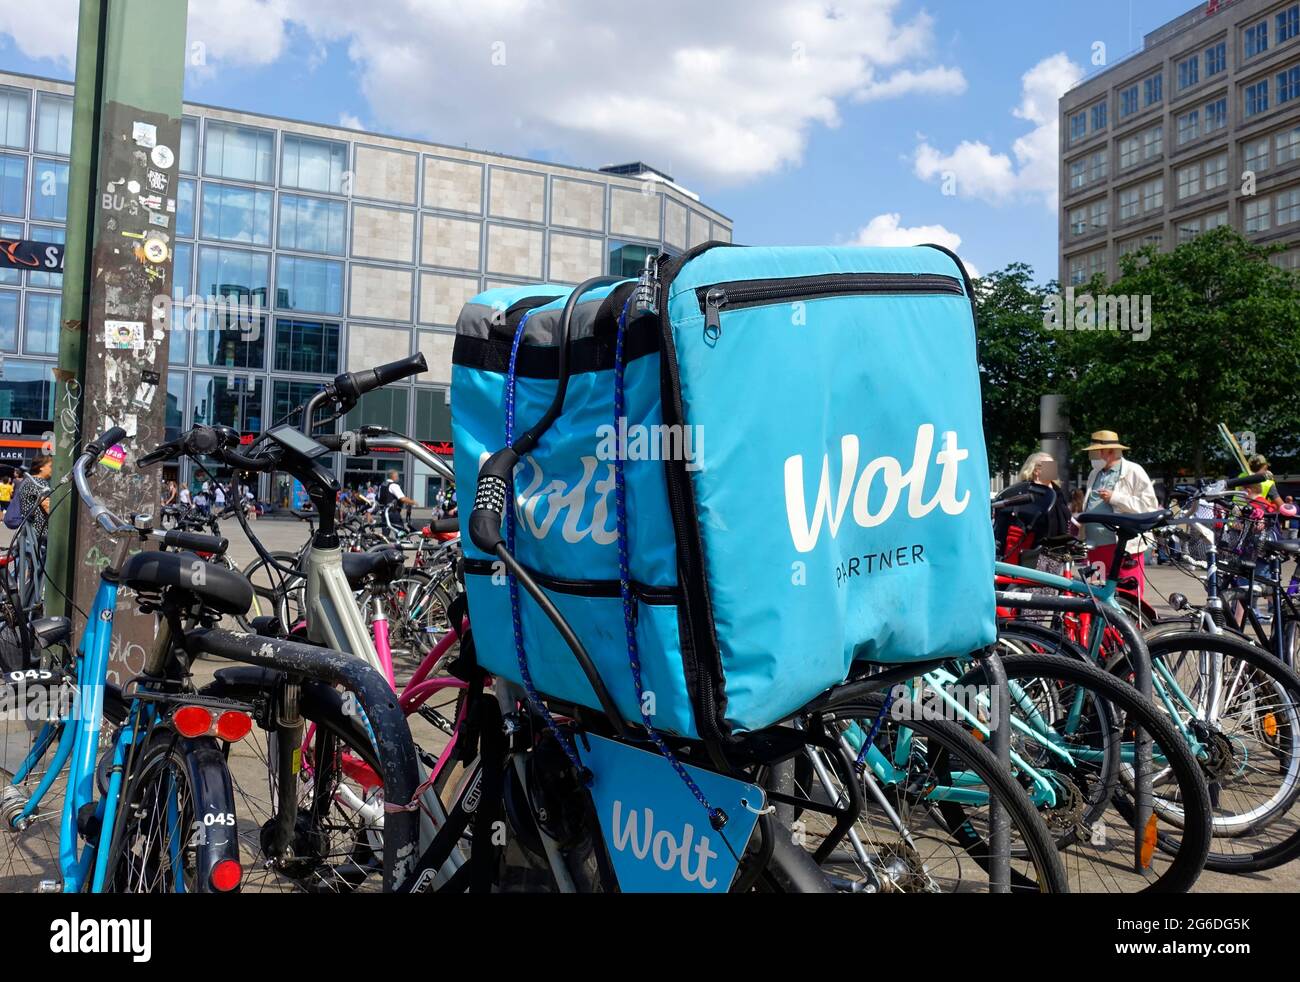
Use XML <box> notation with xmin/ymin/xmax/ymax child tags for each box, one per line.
<box><xmin>19</xmin><ymin>454</ymin><xmax>54</xmax><ymax>537</ymax></box>
<box><xmin>214</xmin><ymin>481</ymin><xmax>227</xmax><ymax>514</ymax></box>
<box><xmin>1079</xmin><ymin>430</ymin><xmax>1159</xmax><ymax>598</ymax></box>
<box><xmin>0</xmin><ymin>475</ymin><xmax>14</xmax><ymax>509</ymax></box>
<box><xmin>993</xmin><ymin>451</ymin><xmax>1071</xmax><ymax>563</ymax></box>
<box><xmin>179</xmin><ymin>483</ymin><xmax>192</xmax><ymax>508</ymax></box>
<box><xmin>1240</xmin><ymin>453</ymin><xmax>1282</xmax><ymax>506</ymax></box>
<box><xmin>378</xmin><ymin>470</ymin><xmax>417</xmax><ymax>533</ymax></box>
<box><xmin>1286</xmin><ymin>496</ymin><xmax>1299</xmax><ymax>540</ymax></box>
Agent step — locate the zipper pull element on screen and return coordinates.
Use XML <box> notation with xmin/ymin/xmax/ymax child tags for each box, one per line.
<box><xmin>703</xmin><ymin>287</ymin><xmax>727</xmax><ymax>343</ymax></box>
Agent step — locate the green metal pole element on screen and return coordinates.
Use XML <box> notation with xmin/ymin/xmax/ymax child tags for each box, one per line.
<box><xmin>45</xmin><ymin>0</ymin><xmax>107</xmax><ymax>620</ymax></box>
<box><xmin>46</xmin><ymin>0</ymin><xmax>189</xmax><ymax>669</ymax></box>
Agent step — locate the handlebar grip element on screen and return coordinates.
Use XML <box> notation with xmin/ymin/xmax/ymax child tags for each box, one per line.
<box><xmin>1226</xmin><ymin>473</ymin><xmax>1269</xmax><ymax>490</ymax></box>
<box><xmin>431</xmin><ymin>517</ymin><xmax>459</xmax><ymax>534</ymax></box>
<box><xmin>991</xmin><ymin>493</ymin><xmax>1034</xmax><ymax>510</ymax></box>
<box><xmin>158</xmin><ymin>529</ymin><xmax>228</xmax><ymax>555</ymax></box>
<box><xmin>334</xmin><ymin>353</ymin><xmax>427</xmax><ymax>402</ymax></box>
<box><xmin>85</xmin><ymin>426</ymin><xmax>128</xmax><ymax>460</ymax></box>
<box><xmin>314</xmin><ymin>432</ymin><xmax>369</xmax><ymax>454</ymax></box>
<box><xmin>468</xmin><ymin>448</ymin><xmax>517</xmax><ymax>554</ymax></box>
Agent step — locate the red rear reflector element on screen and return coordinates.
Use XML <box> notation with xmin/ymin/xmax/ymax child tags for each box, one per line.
<box><xmin>211</xmin><ymin>858</ymin><xmax>242</xmax><ymax>892</ymax></box>
<box><xmin>215</xmin><ymin>710</ymin><xmax>253</xmax><ymax>742</ymax></box>
<box><xmin>172</xmin><ymin>705</ymin><xmax>213</xmax><ymax>738</ymax></box>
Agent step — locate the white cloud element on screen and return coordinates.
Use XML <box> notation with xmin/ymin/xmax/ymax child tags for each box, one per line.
<box><xmin>0</xmin><ymin>1</ymin><xmax>77</xmax><ymax>63</ymax></box>
<box><xmin>913</xmin><ymin>52</ymin><xmax>1082</xmax><ymax>210</ymax></box>
<box><xmin>0</xmin><ymin>0</ymin><xmax>969</xmax><ymax>187</ymax></box>
<box><xmin>848</xmin><ymin>213</ymin><xmax>979</xmax><ymax>279</ymax></box>
<box><xmin>338</xmin><ymin>112</ymin><xmax>364</xmax><ymax>130</ymax></box>
<box><xmin>856</xmin><ymin>66</ymin><xmax>967</xmax><ymax>103</ymax></box>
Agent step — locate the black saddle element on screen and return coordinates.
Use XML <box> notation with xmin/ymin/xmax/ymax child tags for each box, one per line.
<box><xmin>119</xmin><ymin>551</ymin><xmax>254</xmax><ymax>617</ymax></box>
<box><xmin>1075</xmin><ymin>509</ymin><xmax>1171</xmax><ymax>536</ymax></box>
<box><xmin>1260</xmin><ymin>538</ymin><xmax>1300</xmax><ymax>559</ymax></box>
<box><xmin>342</xmin><ymin>546</ymin><xmax>405</xmax><ymax>589</ymax></box>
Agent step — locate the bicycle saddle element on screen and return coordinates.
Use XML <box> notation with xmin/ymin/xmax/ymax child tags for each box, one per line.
<box><xmin>342</xmin><ymin>546</ymin><xmax>405</xmax><ymax>589</ymax></box>
<box><xmin>1259</xmin><ymin>538</ymin><xmax>1300</xmax><ymax>558</ymax></box>
<box><xmin>120</xmin><ymin>550</ymin><xmax>255</xmax><ymax>617</ymax></box>
<box><xmin>1075</xmin><ymin>509</ymin><xmax>1171</xmax><ymax>535</ymax></box>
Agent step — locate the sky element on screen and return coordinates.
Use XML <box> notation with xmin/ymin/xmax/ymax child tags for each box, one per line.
<box><xmin>0</xmin><ymin>0</ymin><xmax>1200</xmax><ymax>282</ymax></box>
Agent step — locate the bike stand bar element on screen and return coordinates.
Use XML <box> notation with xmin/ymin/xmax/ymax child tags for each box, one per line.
<box><xmin>978</xmin><ymin>648</ymin><xmax>1011</xmax><ymax>894</ymax></box>
<box><xmin>1100</xmin><ymin>607</ymin><xmax>1154</xmax><ymax>875</ymax></box>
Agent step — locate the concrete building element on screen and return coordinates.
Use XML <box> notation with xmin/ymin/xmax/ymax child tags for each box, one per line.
<box><xmin>1059</xmin><ymin>0</ymin><xmax>1300</xmax><ymax>286</ymax></box>
<box><xmin>0</xmin><ymin>69</ymin><xmax>732</xmax><ymax>504</ymax></box>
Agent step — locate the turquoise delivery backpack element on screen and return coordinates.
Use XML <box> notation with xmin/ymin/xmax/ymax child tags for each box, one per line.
<box><xmin>451</xmin><ymin>244</ymin><xmax>995</xmax><ymax>741</ymax></box>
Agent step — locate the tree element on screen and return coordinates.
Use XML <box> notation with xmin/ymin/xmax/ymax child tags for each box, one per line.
<box><xmin>971</xmin><ymin>263</ymin><xmax>1068</xmax><ymax>481</ymax></box>
<box><xmin>1060</xmin><ymin>227</ymin><xmax>1300</xmax><ymax>484</ymax></box>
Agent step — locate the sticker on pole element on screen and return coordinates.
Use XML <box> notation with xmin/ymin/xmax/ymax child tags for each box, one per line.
<box><xmin>104</xmin><ymin>320</ymin><xmax>144</xmax><ymax>350</ymax></box>
<box><xmin>576</xmin><ymin>732</ymin><xmax>764</xmax><ymax>893</ymax></box>
<box><xmin>100</xmin><ymin>444</ymin><xmax>126</xmax><ymax>472</ymax></box>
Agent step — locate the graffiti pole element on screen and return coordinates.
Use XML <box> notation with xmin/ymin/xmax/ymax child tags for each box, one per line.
<box><xmin>45</xmin><ymin>0</ymin><xmax>189</xmax><ymax>681</ymax></box>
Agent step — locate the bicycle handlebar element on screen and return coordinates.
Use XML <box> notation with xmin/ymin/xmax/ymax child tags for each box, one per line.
<box><xmin>1225</xmin><ymin>473</ymin><xmax>1270</xmax><ymax>490</ymax></box>
<box><xmin>334</xmin><ymin>353</ymin><xmax>427</xmax><ymax>403</ymax></box>
<box><xmin>72</xmin><ymin>426</ymin><xmax>134</xmax><ymax>534</ymax></box>
<box><xmin>154</xmin><ymin>528</ymin><xmax>228</xmax><ymax>555</ymax></box>
<box><xmin>990</xmin><ymin>493</ymin><xmax>1034</xmax><ymax>511</ymax></box>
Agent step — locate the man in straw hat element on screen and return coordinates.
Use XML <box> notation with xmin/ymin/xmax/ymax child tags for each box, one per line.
<box><xmin>1080</xmin><ymin>430</ymin><xmax>1159</xmax><ymax>599</ymax></box>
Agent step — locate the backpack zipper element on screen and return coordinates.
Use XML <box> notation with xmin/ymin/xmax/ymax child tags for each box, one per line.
<box><xmin>697</xmin><ymin>272</ymin><xmax>965</xmax><ymax>340</ymax></box>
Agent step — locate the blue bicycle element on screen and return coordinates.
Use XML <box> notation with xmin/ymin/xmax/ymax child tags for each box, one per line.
<box><xmin>1</xmin><ymin>427</ymin><xmax>253</xmax><ymax>892</ymax></box>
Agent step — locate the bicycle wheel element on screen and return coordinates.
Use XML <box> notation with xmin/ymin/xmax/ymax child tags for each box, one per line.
<box><xmin>197</xmin><ymin>673</ymin><xmax>394</xmax><ymax>893</ymax></box>
<box><xmin>1139</xmin><ymin>630</ymin><xmax>1300</xmax><ymax>873</ymax></box>
<box><xmin>961</xmin><ymin>652</ymin><xmax>1212</xmax><ymax>893</ymax></box>
<box><xmin>102</xmin><ymin>731</ymin><xmax>241</xmax><ymax>893</ymax></box>
<box><xmin>238</xmin><ymin>551</ymin><xmax>305</xmax><ymax>633</ymax></box>
<box><xmin>0</xmin><ymin>684</ymin><xmax>66</xmax><ymax>891</ymax></box>
<box><xmin>784</xmin><ymin>690</ymin><xmax>1068</xmax><ymax>893</ymax></box>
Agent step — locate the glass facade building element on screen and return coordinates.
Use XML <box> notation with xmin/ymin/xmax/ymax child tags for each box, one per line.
<box><xmin>0</xmin><ymin>71</ymin><xmax>733</xmax><ymax>504</ymax></box>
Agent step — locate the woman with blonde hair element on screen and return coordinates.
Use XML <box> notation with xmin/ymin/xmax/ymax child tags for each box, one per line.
<box><xmin>994</xmin><ymin>450</ymin><xmax>1072</xmax><ymax>562</ymax></box>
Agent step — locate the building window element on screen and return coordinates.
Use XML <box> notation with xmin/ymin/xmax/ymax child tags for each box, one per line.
<box><xmin>1277</xmin><ymin>187</ymin><xmax>1300</xmax><ymax>225</ymax></box>
<box><xmin>609</xmin><ymin>241</ymin><xmax>657</xmax><ymax>278</ymax></box>
<box><xmin>1178</xmin><ymin>55</ymin><xmax>1200</xmax><ymax>91</ymax></box>
<box><xmin>1177</xmin><ymin>217</ymin><xmax>1201</xmax><ymax>243</ymax></box>
<box><xmin>0</xmin><ymin>155</ymin><xmax>24</xmax><ymax>217</ymax></box>
<box><xmin>1090</xmin><ymin>198</ymin><xmax>1109</xmax><ymax>230</ymax></box>
<box><xmin>1120</xmin><ymin>85</ymin><xmax>1139</xmax><ymax>118</ymax></box>
<box><xmin>176</xmin><ymin>178</ymin><xmax>196</xmax><ymax>238</ymax></box>
<box><xmin>1069</xmin><ymin>159</ymin><xmax>1086</xmax><ymax>190</ymax></box>
<box><xmin>273</xmin><ymin>318</ymin><xmax>340</xmax><ymax>374</ymax></box>
<box><xmin>1277</xmin><ymin>125</ymin><xmax>1300</xmax><ymax>165</ymax></box>
<box><xmin>1177</xmin><ymin>110</ymin><xmax>1200</xmax><ymax>145</ymax></box>
<box><xmin>1247</xmin><ymin>135</ymin><xmax>1272</xmax><ymax>172</ymax></box>
<box><xmin>1205</xmin><ymin>98</ymin><xmax>1227</xmax><ymax>133</ymax></box>
<box><xmin>23</xmin><ymin>292</ymin><xmax>60</xmax><ymax>355</ymax></box>
<box><xmin>1091</xmin><ymin>101</ymin><xmax>1108</xmax><ymax>132</ymax></box>
<box><xmin>1069</xmin><ymin>207</ymin><xmax>1087</xmax><ymax>236</ymax></box>
<box><xmin>26</xmin><ymin>225</ymin><xmax>64</xmax><ymax>288</ymax></box>
<box><xmin>1279</xmin><ymin>4</ymin><xmax>1300</xmax><ymax>43</ymax></box>
<box><xmin>179</xmin><ymin>117</ymin><xmax>198</xmax><ymax>174</ymax></box>
<box><xmin>278</xmin><ymin>194</ymin><xmax>347</xmax><ymax>255</ymax></box>
<box><xmin>193</xmin><ymin>373</ymin><xmax>264</xmax><ymax>433</ymax></box>
<box><xmin>1067</xmin><ymin>250</ymin><xmax>1106</xmax><ymax>286</ymax></box>
<box><xmin>414</xmin><ymin>387</ymin><xmax>452</xmax><ymax>443</ymax></box>
<box><xmin>1204</xmin><ymin>152</ymin><xmax>1228</xmax><ymax>191</ymax></box>
<box><xmin>1120</xmin><ymin>135</ymin><xmax>1140</xmax><ymax>169</ymax></box>
<box><xmin>0</xmin><ymin>87</ymin><xmax>28</xmax><ymax>150</ymax></box>
<box><xmin>1246</xmin><ymin>20</ymin><xmax>1270</xmax><ymax>58</ymax></box>
<box><xmin>35</xmin><ymin>93</ymin><xmax>72</xmax><ymax>156</ymax></box>
<box><xmin>170</xmin><ymin>308</ymin><xmax>189</xmax><ymax>365</ymax></box>
<box><xmin>0</xmin><ymin>289</ymin><xmax>17</xmax><ymax>349</ymax></box>
<box><xmin>1271</xmin><ymin>249</ymin><xmax>1300</xmax><ymax>271</ymax></box>
<box><xmin>1088</xmin><ymin>150</ymin><xmax>1108</xmax><ymax>183</ymax></box>
<box><xmin>1143</xmin><ymin>125</ymin><xmax>1163</xmax><ymax>159</ymax></box>
<box><xmin>1245</xmin><ymin>80</ymin><xmax>1271</xmax><ymax>118</ymax></box>
<box><xmin>1205</xmin><ymin>209</ymin><xmax>1229</xmax><ymax>230</ymax></box>
<box><xmin>1177</xmin><ymin>163</ymin><xmax>1201</xmax><ymax>200</ymax></box>
<box><xmin>1279</xmin><ymin>66</ymin><xmax>1300</xmax><ymax>104</ymax></box>
<box><xmin>196</xmin><ymin>246</ymin><xmax>270</xmax><ymax>307</ymax></box>
<box><xmin>275</xmin><ymin>256</ymin><xmax>344</xmax><ymax>315</ymax></box>
<box><xmin>203</xmin><ymin>121</ymin><xmax>275</xmax><ymax>184</ymax></box>
<box><xmin>0</xmin><ymin>221</ymin><xmax>21</xmax><ymax>286</ymax></box>
<box><xmin>200</xmin><ymin>182</ymin><xmax>273</xmax><ymax>245</ymax></box>
<box><xmin>271</xmin><ymin>380</ymin><xmax>326</xmax><ymax>428</ymax></box>
<box><xmin>343</xmin><ymin>387</ymin><xmax>408</xmax><ymax>436</ymax></box>
<box><xmin>192</xmin><ymin>306</ymin><xmax>267</xmax><ymax>370</ymax></box>
<box><xmin>1144</xmin><ymin>73</ymin><xmax>1163</xmax><ymax>106</ymax></box>
<box><xmin>28</xmin><ymin>159</ymin><xmax>68</xmax><ymax>222</ymax></box>
<box><xmin>1070</xmin><ymin>111</ymin><xmax>1087</xmax><ymax>143</ymax></box>
<box><xmin>281</xmin><ymin>135</ymin><xmax>348</xmax><ymax>195</ymax></box>
<box><xmin>172</xmin><ymin>241</ymin><xmax>193</xmax><ymax>302</ymax></box>
<box><xmin>1119</xmin><ymin>186</ymin><xmax>1140</xmax><ymax>221</ymax></box>
<box><xmin>1206</xmin><ymin>41</ymin><xmax>1227</xmax><ymax>77</ymax></box>
<box><xmin>166</xmin><ymin>372</ymin><xmax>186</xmax><ymax>441</ymax></box>
<box><xmin>1142</xmin><ymin>177</ymin><xmax>1163</xmax><ymax>212</ymax></box>
<box><xmin>0</xmin><ymin>359</ymin><xmax>53</xmax><ymax>419</ymax></box>
<box><xmin>1245</xmin><ymin>197</ymin><xmax>1272</xmax><ymax>232</ymax></box>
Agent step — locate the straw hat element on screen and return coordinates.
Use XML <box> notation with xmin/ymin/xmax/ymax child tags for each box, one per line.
<box><xmin>1083</xmin><ymin>430</ymin><xmax>1130</xmax><ymax>452</ymax></box>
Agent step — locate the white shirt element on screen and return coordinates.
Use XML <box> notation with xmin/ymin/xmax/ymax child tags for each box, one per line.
<box><xmin>215</xmin><ymin>486</ymin><xmax>226</xmax><ymax>505</ymax></box>
<box><xmin>179</xmin><ymin>488</ymin><xmax>191</xmax><ymax>505</ymax></box>
<box><xmin>387</xmin><ymin>482</ymin><xmax>405</xmax><ymax>504</ymax></box>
